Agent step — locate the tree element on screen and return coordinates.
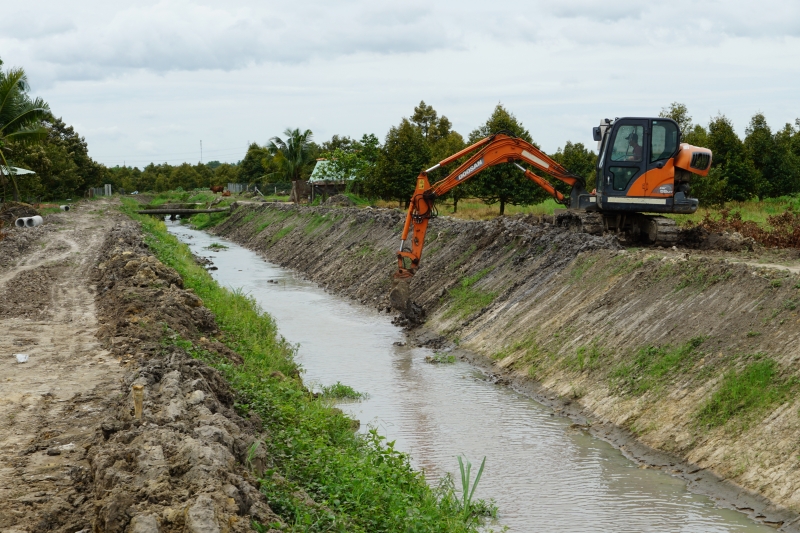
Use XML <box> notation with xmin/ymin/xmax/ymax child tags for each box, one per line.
<box><xmin>369</xmin><ymin>119</ymin><xmax>430</xmax><ymax>205</ymax></box>
<box><xmin>429</xmin><ymin>130</ymin><xmax>468</xmax><ymax>212</ymax></box>
<box><xmin>268</xmin><ymin>128</ymin><xmax>316</xmax><ymax>183</ymax></box>
<box><xmin>239</xmin><ymin>143</ymin><xmax>270</xmax><ymax>183</ymax></box>
<box><xmin>764</xmin><ymin>123</ymin><xmax>800</xmax><ymax>197</ymax></box>
<box><xmin>551</xmin><ymin>141</ymin><xmax>597</xmax><ymax>194</ymax></box>
<box><xmin>468</xmin><ymin>104</ymin><xmax>544</xmax><ymax>215</ymax></box>
<box><xmin>659</xmin><ymin>102</ymin><xmax>693</xmax><ymax>136</ymax></box>
<box><xmin>0</xmin><ymin>62</ymin><xmax>51</xmax><ymax>200</ymax></box>
<box><xmin>707</xmin><ymin>114</ymin><xmax>743</xmax><ymax>170</ymax></box>
<box><xmin>743</xmin><ymin>113</ymin><xmax>774</xmax><ymax>197</ymax></box>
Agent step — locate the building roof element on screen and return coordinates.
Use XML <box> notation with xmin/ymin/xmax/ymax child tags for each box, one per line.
<box><xmin>308</xmin><ymin>160</ymin><xmax>355</xmax><ymax>183</ymax></box>
<box><xmin>0</xmin><ymin>166</ymin><xmax>36</xmax><ymax>175</ymax></box>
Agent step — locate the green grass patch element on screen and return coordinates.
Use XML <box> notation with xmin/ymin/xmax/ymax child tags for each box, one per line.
<box><xmin>303</xmin><ymin>213</ymin><xmax>333</xmax><ymax>235</ymax></box>
<box><xmin>319</xmin><ymin>381</ymin><xmax>367</xmax><ymax>400</ymax></box>
<box><xmin>188</xmin><ymin>211</ymin><xmax>231</xmax><ymax>230</ymax></box>
<box><xmin>120</xmin><ymin>199</ymin><xmax>490</xmax><ymax>533</ymax></box>
<box><xmin>569</xmin><ymin>256</ymin><xmax>597</xmax><ymax>282</ymax></box>
<box><xmin>425</xmin><ymin>353</ymin><xmax>456</xmax><ymax>364</ymax></box>
<box><xmin>206</xmin><ymin>243</ymin><xmax>227</xmax><ymax>250</ymax></box>
<box><xmin>269</xmin><ymin>225</ymin><xmax>295</xmax><ymax>246</ymax></box>
<box><xmin>443</xmin><ymin>268</ymin><xmax>497</xmax><ymax>320</ymax></box>
<box><xmin>695</xmin><ymin>357</ymin><xmax>797</xmax><ymax>430</ymax></box>
<box><xmin>611</xmin><ymin>337</ymin><xmax>706</xmax><ymax>395</ymax></box>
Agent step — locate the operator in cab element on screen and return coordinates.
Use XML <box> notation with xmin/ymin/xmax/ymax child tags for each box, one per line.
<box><xmin>626</xmin><ymin>132</ymin><xmax>642</xmax><ymax>161</ymax></box>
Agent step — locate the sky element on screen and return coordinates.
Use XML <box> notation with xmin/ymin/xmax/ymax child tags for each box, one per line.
<box><xmin>2</xmin><ymin>0</ymin><xmax>799</xmax><ymax>167</ymax></box>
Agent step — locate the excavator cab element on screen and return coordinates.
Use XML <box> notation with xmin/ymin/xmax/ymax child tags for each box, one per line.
<box><xmin>592</xmin><ymin>117</ymin><xmax>708</xmax><ymax>215</ymax></box>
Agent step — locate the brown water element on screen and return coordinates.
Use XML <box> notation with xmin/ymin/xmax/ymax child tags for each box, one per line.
<box><xmin>169</xmin><ymin>222</ymin><xmax>774</xmax><ymax>533</ymax></box>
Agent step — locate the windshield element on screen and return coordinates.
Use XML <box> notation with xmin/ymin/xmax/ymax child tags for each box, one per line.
<box><xmin>610</xmin><ymin>125</ymin><xmax>644</xmax><ymax>162</ymax></box>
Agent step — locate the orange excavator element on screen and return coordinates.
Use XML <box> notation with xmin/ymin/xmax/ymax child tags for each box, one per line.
<box><xmin>394</xmin><ymin>117</ymin><xmax>712</xmax><ymax>280</ymax></box>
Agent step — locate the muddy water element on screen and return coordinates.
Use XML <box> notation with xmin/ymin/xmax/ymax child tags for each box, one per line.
<box><xmin>168</xmin><ymin>222</ymin><xmax>771</xmax><ymax>533</ymax></box>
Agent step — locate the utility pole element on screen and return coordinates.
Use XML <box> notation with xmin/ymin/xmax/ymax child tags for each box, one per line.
<box><xmin>200</xmin><ymin>140</ymin><xmax>203</xmax><ymax>164</ymax></box>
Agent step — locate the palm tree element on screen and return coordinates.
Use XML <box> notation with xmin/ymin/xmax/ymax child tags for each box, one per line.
<box><xmin>0</xmin><ymin>62</ymin><xmax>51</xmax><ymax>201</ymax></box>
<box><xmin>267</xmin><ymin>128</ymin><xmax>315</xmax><ymax>183</ymax></box>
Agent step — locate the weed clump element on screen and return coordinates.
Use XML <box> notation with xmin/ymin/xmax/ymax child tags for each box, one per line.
<box><xmin>443</xmin><ymin>268</ymin><xmax>497</xmax><ymax>320</ymax></box>
<box><xmin>426</xmin><ymin>353</ymin><xmax>456</xmax><ymax>364</ymax></box>
<box><xmin>611</xmin><ymin>337</ymin><xmax>706</xmax><ymax>394</ymax></box>
<box><xmin>695</xmin><ymin>357</ymin><xmax>797</xmax><ymax>430</ymax></box>
<box><xmin>319</xmin><ymin>381</ymin><xmax>367</xmax><ymax>400</ymax></box>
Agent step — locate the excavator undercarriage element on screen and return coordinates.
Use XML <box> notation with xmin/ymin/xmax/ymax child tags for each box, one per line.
<box><xmin>555</xmin><ymin>211</ymin><xmax>679</xmax><ymax>246</ymax></box>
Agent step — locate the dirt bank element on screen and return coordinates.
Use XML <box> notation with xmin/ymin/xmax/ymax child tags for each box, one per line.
<box><xmin>212</xmin><ymin>203</ymin><xmax>800</xmax><ymax>530</ymax></box>
<box><xmin>0</xmin><ymin>201</ymin><xmax>283</xmax><ymax>532</ymax></box>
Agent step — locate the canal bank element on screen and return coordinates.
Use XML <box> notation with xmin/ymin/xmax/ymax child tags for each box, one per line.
<box><xmin>168</xmin><ymin>220</ymin><xmax>778</xmax><ymax>532</ymax></box>
<box><xmin>207</xmin><ymin>202</ymin><xmax>800</xmax><ymax>530</ymax></box>
<box><xmin>115</xmin><ymin>204</ymin><xmax>500</xmax><ymax>533</ymax></box>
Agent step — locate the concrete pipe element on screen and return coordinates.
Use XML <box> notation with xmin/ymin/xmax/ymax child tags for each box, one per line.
<box><xmin>15</xmin><ymin>217</ymin><xmax>28</xmax><ymax>228</ymax></box>
<box><xmin>60</xmin><ymin>205</ymin><xmax>70</xmax><ymax>211</ymax></box>
<box><xmin>25</xmin><ymin>216</ymin><xmax>43</xmax><ymax>227</ymax></box>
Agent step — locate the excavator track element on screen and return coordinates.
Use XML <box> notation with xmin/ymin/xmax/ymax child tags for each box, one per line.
<box><xmin>556</xmin><ymin>211</ymin><xmax>679</xmax><ymax>246</ymax></box>
<box><xmin>642</xmin><ymin>215</ymin><xmax>679</xmax><ymax>246</ymax></box>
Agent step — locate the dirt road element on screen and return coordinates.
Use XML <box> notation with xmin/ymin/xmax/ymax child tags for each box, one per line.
<box><xmin>0</xmin><ymin>200</ymin><xmax>125</xmax><ymax>530</ymax></box>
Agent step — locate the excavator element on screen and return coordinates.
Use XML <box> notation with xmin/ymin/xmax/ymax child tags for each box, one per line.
<box><xmin>393</xmin><ymin>116</ymin><xmax>712</xmax><ymax>282</ymax></box>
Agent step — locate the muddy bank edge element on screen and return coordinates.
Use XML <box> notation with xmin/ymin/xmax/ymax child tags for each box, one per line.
<box><xmin>212</xmin><ymin>202</ymin><xmax>800</xmax><ymax>531</ymax></box>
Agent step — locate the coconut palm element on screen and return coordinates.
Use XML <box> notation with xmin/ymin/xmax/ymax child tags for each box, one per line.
<box><xmin>267</xmin><ymin>128</ymin><xmax>315</xmax><ymax>183</ymax></box>
<box><xmin>0</xmin><ymin>63</ymin><xmax>51</xmax><ymax>200</ymax></box>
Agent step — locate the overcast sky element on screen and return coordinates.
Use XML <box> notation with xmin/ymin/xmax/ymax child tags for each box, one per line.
<box><xmin>3</xmin><ymin>0</ymin><xmax>799</xmax><ymax>167</ymax></box>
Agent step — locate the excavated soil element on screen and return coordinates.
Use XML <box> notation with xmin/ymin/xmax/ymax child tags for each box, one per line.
<box><xmin>213</xmin><ymin>202</ymin><xmax>800</xmax><ymax>530</ymax></box>
<box><xmin>0</xmin><ymin>201</ymin><xmax>283</xmax><ymax>532</ymax></box>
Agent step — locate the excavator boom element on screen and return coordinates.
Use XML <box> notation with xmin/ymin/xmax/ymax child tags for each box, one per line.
<box><xmin>396</xmin><ymin>132</ymin><xmax>586</xmax><ymax>278</ymax></box>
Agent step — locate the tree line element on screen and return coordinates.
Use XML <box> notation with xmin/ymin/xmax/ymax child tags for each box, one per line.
<box><xmin>2</xmin><ymin>54</ymin><xmax>799</xmax><ymax>208</ymax></box>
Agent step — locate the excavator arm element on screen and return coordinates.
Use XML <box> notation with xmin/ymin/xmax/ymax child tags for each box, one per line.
<box><xmin>395</xmin><ymin>132</ymin><xmax>587</xmax><ymax>278</ymax></box>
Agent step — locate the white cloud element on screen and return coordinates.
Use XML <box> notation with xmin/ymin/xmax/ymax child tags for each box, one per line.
<box><xmin>1</xmin><ymin>0</ymin><xmax>798</xmax><ymax>164</ymax></box>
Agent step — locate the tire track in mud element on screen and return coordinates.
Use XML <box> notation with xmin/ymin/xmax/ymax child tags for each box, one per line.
<box><xmin>0</xmin><ymin>201</ymin><xmax>124</xmax><ymax>531</ymax></box>
<box><xmin>1</xmin><ymin>203</ymin><xmax>286</xmax><ymax>532</ymax></box>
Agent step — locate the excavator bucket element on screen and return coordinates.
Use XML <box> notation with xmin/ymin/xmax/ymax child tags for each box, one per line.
<box><xmin>389</xmin><ymin>277</ymin><xmax>425</xmax><ymax>324</ymax></box>
<box><xmin>389</xmin><ymin>277</ymin><xmax>411</xmax><ymax>311</ymax></box>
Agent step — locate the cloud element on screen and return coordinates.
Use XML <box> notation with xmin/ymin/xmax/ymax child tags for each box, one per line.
<box><xmin>3</xmin><ymin>0</ymin><xmax>799</xmax><ymax>86</ymax></box>
<box><xmin>3</xmin><ymin>0</ymin><xmax>455</xmax><ymax>82</ymax></box>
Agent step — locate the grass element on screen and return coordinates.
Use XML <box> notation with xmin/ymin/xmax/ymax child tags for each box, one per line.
<box><xmin>319</xmin><ymin>381</ymin><xmax>367</xmax><ymax>400</ymax></box>
<box><xmin>425</xmin><ymin>353</ymin><xmax>456</xmax><ymax>364</ymax></box>
<box><xmin>695</xmin><ymin>357</ymin><xmax>797</xmax><ymax>430</ymax></box>
<box><xmin>668</xmin><ymin>195</ymin><xmax>800</xmax><ymax>228</ymax></box>
<box><xmin>206</xmin><ymin>242</ymin><xmax>227</xmax><ymax>250</ymax></box>
<box><xmin>269</xmin><ymin>225</ymin><xmax>295</xmax><ymax>245</ymax></box>
<box><xmin>120</xmin><ymin>197</ymin><xmax>488</xmax><ymax>533</ymax></box>
<box><xmin>611</xmin><ymin>337</ymin><xmax>706</xmax><ymax>395</ymax></box>
<box><xmin>443</xmin><ymin>268</ymin><xmax>497</xmax><ymax>320</ymax></box>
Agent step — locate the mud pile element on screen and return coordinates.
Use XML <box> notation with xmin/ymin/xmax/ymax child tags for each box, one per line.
<box><xmin>0</xmin><ymin>223</ymin><xmax>56</xmax><ymax>269</ymax></box>
<box><xmin>0</xmin><ymin>201</ymin><xmax>39</xmax><ymax>224</ymax></box>
<box><xmin>212</xmin><ymin>203</ymin><xmax>800</xmax><ymax>525</ymax></box>
<box><xmin>88</xmin><ymin>222</ymin><xmax>282</xmax><ymax>532</ymax></box>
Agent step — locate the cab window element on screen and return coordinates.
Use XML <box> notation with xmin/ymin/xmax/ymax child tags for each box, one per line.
<box><xmin>651</xmin><ymin>120</ymin><xmax>679</xmax><ymax>162</ymax></box>
<box><xmin>609</xmin><ymin>166</ymin><xmax>639</xmax><ymax>191</ymax></box>
<box><xmin>610</xmin><ymin>125</ymin><xmax>644</xmax><ymax>162</ymax></box>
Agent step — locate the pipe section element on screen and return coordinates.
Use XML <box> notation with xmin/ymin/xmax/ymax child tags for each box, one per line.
<box><xmin>60</xmin><ymin>205</ymin><xmax>70</xmax><ymax>211</ymax></box>
<box><xmin>25</xmin><ymin>216</ymin><xmax>43</xmax><ymax>227</ymax></box>
<box><xmin>15</xmin><ymin>218</ymin><xmax>26</xmax><ymax>228</ymax></box>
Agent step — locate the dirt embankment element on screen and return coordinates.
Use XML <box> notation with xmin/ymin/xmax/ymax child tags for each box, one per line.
<box><xmin>0</xmin><ymin>201</ymin><xmax>282</xmax><ymax>532</ymax></box>
<box><xmin>213</xmin><ymin>203</ymin><xmax>800</xmax><ymax>529</ymax></box>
